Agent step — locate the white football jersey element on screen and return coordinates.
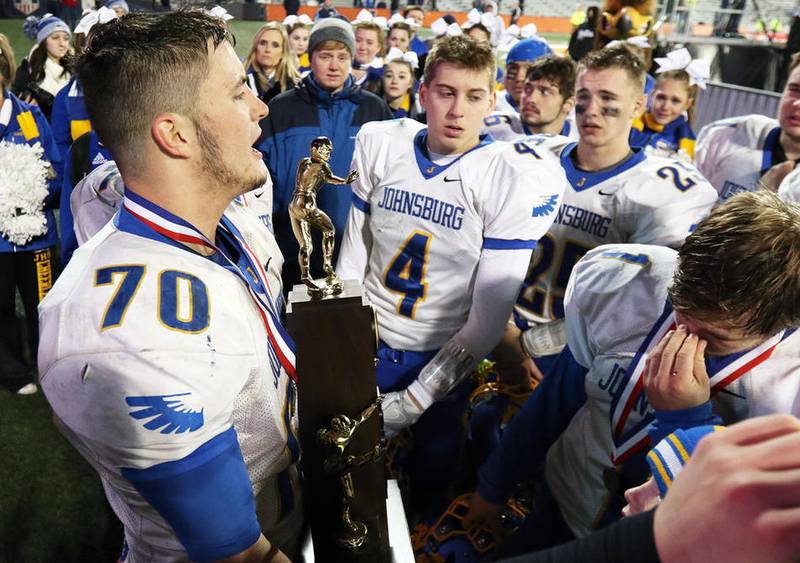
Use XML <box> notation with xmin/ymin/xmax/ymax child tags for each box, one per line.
<box><xmin>39</xmin><ymin>202</ymin><xmax>299</xmax><ymax>561</ymax></box>
<box><xmin>695</xmin><ymin>114</ymin><xmax>781</xmax><ymax>201</ymax></box>
<box><xmin>481</xmin><ymin>112</ymin><xmax>578</xmax><ymax>142</ymax></box>
<box><xmin>779</xmin><ymin>165</ymin><xmax>800</xmax><ymax>203</ymax></box>
<box><xmin>493</xmin><ymin>90</ymin><xmax>518</xmax><ymax>114</ymax></box>
<box><xmin>338</xmin><ymin>118</ymin><xmax>567</xmax><ymax>352</ymax></box>
<box><xmin>545</xmin><ymin>243</ymin><xmax>800</xmax><ymax>537</ymax></box>
<box><xmin>514</xmin><ymin>135</ymin><xmax>717</xmax><ymax>326</ymax></box>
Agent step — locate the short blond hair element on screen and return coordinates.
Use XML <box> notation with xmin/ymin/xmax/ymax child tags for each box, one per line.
<box><xmin>669</xmin><ymin>190</ymin><xmax>800</xmax><ymax>336</ymax></box>
<box><xmin>423</xmin><ymin>35</ymin><xmax>495</xmax><ymax>90</ymax></box>
<box><xmin>579</xmin><ymin>44</ymin><xmax>646</xmax><ymax>94</ymax></box>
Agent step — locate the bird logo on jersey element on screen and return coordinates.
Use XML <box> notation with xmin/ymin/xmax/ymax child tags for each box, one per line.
<box><xmin>126</xmin><ymin>392</ymin><xmax>204</xmax><ymax>434</ymax></box>
<box><xmin>532</xmin><ymin>194</ymin><xmax>560</xmax><ymax>218</ymax></box>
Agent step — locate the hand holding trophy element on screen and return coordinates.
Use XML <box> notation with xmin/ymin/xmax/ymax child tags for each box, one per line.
<box><xmin>289</xmin><ymin>137</ymin><xmax>359</xmax><ymax>298</ymax></box>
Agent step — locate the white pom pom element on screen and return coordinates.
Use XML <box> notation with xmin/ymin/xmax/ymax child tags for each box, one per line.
<box><xmin>0</xmin><ymin>141</ymin><xmax>51</xmax><ymax>246</ymax></box>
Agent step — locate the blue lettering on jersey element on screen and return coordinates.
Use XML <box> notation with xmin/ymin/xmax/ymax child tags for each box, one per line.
<box><xmin>553</xmin><ymin>204</ymin><xmax>611</xmax><ymax>238</ymax></box>
<box><xmin>532</xmin><ymin>194</ymin><xmax>560</xmax><ymax>217</ymax></box>
<box><xmin>127</xmin><ymin>393</ymin><xmax>204</xmax><ymax>434</ymax></box>
<box><xmin>720</xmin><ymin>180</ymin><xmax>748</xmax><ymax>200</ymax></box>
<box><xmin>377</xmin><ymin>186</ymin><xmax>465</xmax><ymax>230</ymax></box>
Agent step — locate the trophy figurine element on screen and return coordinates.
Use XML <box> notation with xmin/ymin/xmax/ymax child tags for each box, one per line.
<box><xmin>289</xmin><ymin>137</ymin><xmax>358</xmax><ymax>298</ymax></box>
<box><xmin>318</xmin><ymin>396</ymin><xmax>386</xmax><ymax>552</ymax></box>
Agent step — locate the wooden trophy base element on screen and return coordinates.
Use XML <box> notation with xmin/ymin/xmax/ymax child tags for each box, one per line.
<box><xmin>287</xmin><ymin>280</ymin><xmax>391</xmax><ymax>563</ymax></box>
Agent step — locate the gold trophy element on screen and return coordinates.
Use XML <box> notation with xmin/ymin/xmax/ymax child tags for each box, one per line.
<box><xmin>289</xmin><ymin>137</ymin><xmax>358</xmax><ymax>298</ymax></box>
<box><xmin>318</xmin><ymin>396</ymin><xmax>387</xmax><ymax>552</ymax></box>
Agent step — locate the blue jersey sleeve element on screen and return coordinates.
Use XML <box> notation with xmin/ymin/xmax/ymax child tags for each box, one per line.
<box><xmin>477</xmin><ymin>346</ymin><xmax>588</xmax><ymax>504</ymax></box>
<box><xmin>647</xmin><ymin>401</ymin><xmax>721</xmax><ymax>446</ymax></box>
<box><xmin>59</xmin><ymin>145</ymin><xmax>78</xmax><ymax>264</ymax></box>
<box><xmin>121</xmin><ymin>427</ymin><xmax>261</xmax><ymax>562</ymax></box>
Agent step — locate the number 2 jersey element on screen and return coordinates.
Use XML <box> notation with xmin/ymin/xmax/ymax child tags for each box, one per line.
<box><xmin>337</xmin><ymin>118</ymin><xmax>568</xmax><ymax>353</ymax></box>
<box><xmin>514</xmin><ymin>134</ymin><xmax>717</xmax><ymax>327</ymax></box>
<box><xmin>39</xmin><ymin>197</ymin><xmax>301</xmax><ymax>562</ymax></box>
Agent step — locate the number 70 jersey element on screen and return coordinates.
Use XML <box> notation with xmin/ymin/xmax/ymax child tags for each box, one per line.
<box><xmin>338</xmin><ymin>119</ymin><xmax>568</xmax><ymax>352</ymax></box>
<box><xmin>514</xmin><ymin>135</ymin><xmax>718</xmax><ymax>327</ymax></box>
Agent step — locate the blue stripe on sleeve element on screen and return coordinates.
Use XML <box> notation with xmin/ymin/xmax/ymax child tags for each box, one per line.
<box><xmin>121</xmin><ymin>427</ymin><xmax>260</xmax><ymax>562</ymax></box>
<box><xmin>352</xmin><ymin>193</ymin><xmax>371</xmax><ymax>214</ymax></box>
<box><xmin>482</xmin><ymin>238</ymin><xmax>538</xmax><ymax>250</ymax></box>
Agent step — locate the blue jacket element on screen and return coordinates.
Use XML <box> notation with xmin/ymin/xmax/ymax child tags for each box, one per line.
<box><xmin>50</xmin><ymin>77</ymin><xmax>92</xmax><ymax>166</ymax></box>
<box><xmin>0</xmin><ymin>91</ymin><xmax>62</xmax><ymax>253</ymax></box>
<box><xmin>257</xmin><ymin>74</ymin><xmax>392</xmax><ymax>278</ymax></box>
<box><xmin>629</xmin><ymin>112</ymin><xmax>696</xmax><ymax>159</ymax></box>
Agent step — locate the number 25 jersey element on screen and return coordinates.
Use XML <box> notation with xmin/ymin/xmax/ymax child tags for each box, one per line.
<box><xmin>338</xmin><ymin>119</ymin><xmax>568</xmax><ymax>352</ymax></box>
<box><xmin>515</xmin><ymin>135</ymin><xmax>718</xmax><ymax>327</ymax></box>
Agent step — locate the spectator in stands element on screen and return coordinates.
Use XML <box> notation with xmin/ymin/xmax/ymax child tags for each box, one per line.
<box><xmin>352</xmin><ymin>18</ymin><xmax>386</xmax><ymax>86</ymax></box>
<box><xmin>284</xmin><ymin>15</ymin><xmax>312</xmax><ymax>73</ymax></box>
<box><xmin>569</xmin><ymin>2</ymin><xmax>586</xmax><ymax>31</ymax></box>
<box><xmin>245</xmin><ymin>22</ymin><xmax>301</xmax><ymax>104</ymax></box>
<box><xmin>567</xmin><ymin>5</ymin><xmax>598</xmax><ymax>61</ymax></box>
<box><xmin>315</xmin><ymin>0</ymin><xmax>339</xmax><ymax>20</ymax></box>
<box><xmin>630</xmin><ymin>48</ymin><xmax>707</xmax><ymax>160</ymax></box>
<box><xmin>13</xmin><ymin>14</ymin><xmax>72</xmax><ymax>120</ymax></box>
<box><xmin>258</xmin><ymin>18</ymin><xmax>392</xmax><ymax>290</ymax></box>
<box><xmin>388</xmin><ymin>20</ymin><xmax>413</xmax><ymax>52</ymax></box>
<box><xmin>404</xmin><ymin>6</ymin><xmax>429</xmax><ymax>68</ymax></box>
<box><xmin>284</xmin><ymin>0</ymin><xmax>300</xmax><ymax>17</ymax></box>
<box><xmin>381</xmin><ymin>48</ymin><xmax>421</xmax><ymax>118</ymax></box>
<box><xmin>0</xmin><ymin>33</ymin><xmax>62</xmax><ymax>396</ymax></box>
<box><xmin>106</xmin><ymin>0</ymin><xmax>129</xmax><ymax>17</ymax></box>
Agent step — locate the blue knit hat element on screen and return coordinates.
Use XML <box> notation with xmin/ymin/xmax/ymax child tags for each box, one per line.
<box><xmin>23</xmin><ymin>14</ymin><xmax>71</xmax><ymax>45</ymax></box>
<box><xmin>506</xmin><ymin>37</ymin><xmax>552</xmax><ymax>65</ymax></box>
<box><xmin>106</xmin><ymin>0</ymin><xmax>130</xmax><ymax>14</ymax></box>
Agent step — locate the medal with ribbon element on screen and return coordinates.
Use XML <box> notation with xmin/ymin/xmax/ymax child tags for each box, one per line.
<box><xmin>120</xmin><ymin>189</ymin><xmax>297</xmax><ymax>381</ymax></box>
<box><xmin>609</xmin><ymin>300</ymin><xmax>790</xmax><ymax>465</ymax></box>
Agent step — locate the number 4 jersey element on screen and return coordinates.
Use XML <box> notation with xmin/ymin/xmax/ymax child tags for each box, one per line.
<box><xmin>337</xmin><ymin>118</ymin><xmax>568</xmax><ymax>353</ymax></box>
<box><xmin>514</xmin><ymin>135</ymin><xmax>718</xmax><ymax>327</ymax></box>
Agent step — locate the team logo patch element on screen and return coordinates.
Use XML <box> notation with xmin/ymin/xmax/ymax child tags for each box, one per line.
<box><xmin>532</xmin><ymin>194</ymin><xmax>560</xmax><ymax>217</ymax></box>
<box><xmin>126</xmin><ymin>392</ymin><xmax>204</xmax><ymax>434</ymax></box>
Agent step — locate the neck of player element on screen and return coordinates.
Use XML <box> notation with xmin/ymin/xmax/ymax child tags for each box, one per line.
<box><xmin>575</xmin><ymin>136</ymin><xmax>632</xmax><ymax>172</ymax></box>
<box><xmin>126</xmin><ymin>177</ymin><xmax>232</xmax><ymax>255</ymax></box>
<box><xmin>780</xmin><ymin>130</ymin><xmax>800</xmax><ymax>161</ymax></box>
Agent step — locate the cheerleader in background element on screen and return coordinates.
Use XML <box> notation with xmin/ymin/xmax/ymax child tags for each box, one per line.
<box><xmin>0</xmin><ymin>34</ymin><xmax>62</xmax><ymax>395</ymax></box>
<box><xmin>387</xmin><ymin>15</ymin><xmax>414</xmax><ymax>52</ymax></box>
<box><xmin>284</xmin><ymin>14</ymin><xmax>312</xmax><ymax>75</ymax></box>
<box><xmin>12</xmin><ymin>14</ymin><xmax>72</xmax><ymax>120</ymax></box>
<box><xmin>381</xmin><ymin>48</ymin><xmax>422</xmax><ymax>120</ymax></box>
<box><xmin>244</xmin><ymin>22</ymin><xmax>300</xmax><ymax>104</ymax></box>
<box><xmin>351</xmin><ymin>10</ymin><xmax>387</xmax><ymax>87</ymax></box>
<box><xmin>462</xmin><ymin>8</ymin><xmax>496</xmax><ymax>45</ymax></box>
<box><xmin>630</xmin><ymin>48</ymin><xmax>710</xmax><ymax>160</ymax></box>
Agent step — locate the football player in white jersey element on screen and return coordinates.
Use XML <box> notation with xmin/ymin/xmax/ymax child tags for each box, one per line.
<box><xmin>493</xmin><ymin>37</ymin><xmax>553</xmax><ymax>114</ymax></box>
<box><xmin>482</xmin><ymin>55</ymin><xmax>578</xmax><ymax>142</ymax></box>
<box><xmin>495</xmin><ymin>45</ymin><xmax>717</xmax><ymax>384</ymax></box>
<box><xmin>38</xmin><ymin>12</ymin><xmax>302</xmax><ymax>562</ymax></box>
<box><xmin>695</xmin><ymin>53</ymin><xmax>800</xmax><ymax>201</ymax></box>
<box><xmin>465</xmin><ymin>191</ymin><xmax>800</xmax><ymax>557</ymax></box>
<box><xmin>336</xmin><ymin>35</ymin><xmax>567</xmax><ymax>516</ymax></box>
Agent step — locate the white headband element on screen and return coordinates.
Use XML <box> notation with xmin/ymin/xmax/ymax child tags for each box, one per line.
<box><xmin>654</xmin><ymin>47</ymin><xmax>711</xmax><ymax>89</ymax></box>
<box><xmin>462</xmin><ymin>8</ymin><xmax>496</xmax><ymax>32</ymax></box>
<box><xmin>385</xmin><ymin>47</ymin><xmax>419</xmax><ymax>69</ymax></box>
<box><xmin>388</xmin><ymin>12</ymin><xmax>420</xmax><ymax>29</ymax></box>
<box><xmin>431</xmin><ymin>18</ymin><xmax>462</xmax><ymax>37</ymax></box>
<box><xmin>283</xmin><ymin>14</ymin><xmax>312</xmax><ymax>26</ymax></box>
<box><xmin>351</xmin><ymin>9</ymin><xmax>387</xmax><ymax>30</ymax></box>
<box><xmin>74</xmin><ymin>6</ymin><xmax>117</xmax><ymax>35</ymax></box>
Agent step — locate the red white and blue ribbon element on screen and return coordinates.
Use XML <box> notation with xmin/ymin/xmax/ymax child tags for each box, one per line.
<box><xmin>121</xmin><ymin>189</ymin><xmax>297</xmax><ymax>381</ymax></box>
<box><xmin>609</xmin><ymin>300</ymin><xmax>788</xmax><ymax>465</ymax></box>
